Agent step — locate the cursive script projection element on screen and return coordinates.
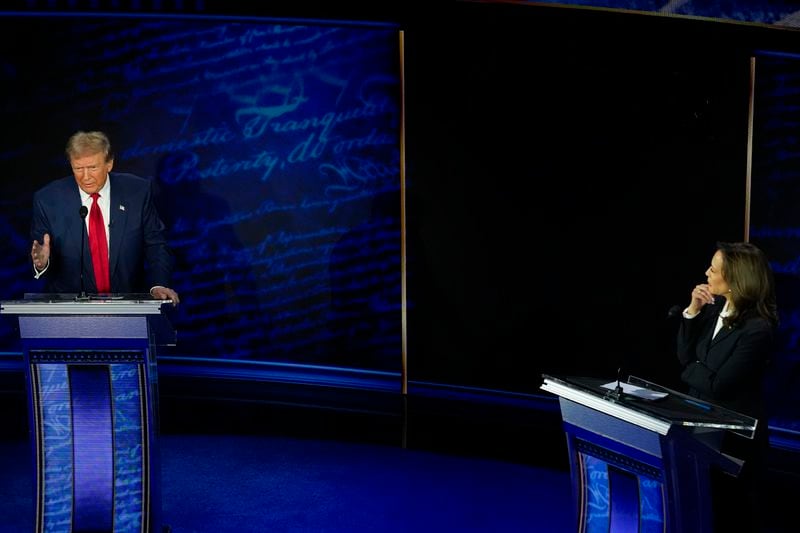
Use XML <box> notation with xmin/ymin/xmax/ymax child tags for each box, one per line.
<box><xmin>0</xmin><ymin>15</ymin><xmax>402</xmax><ymax>374</ymax></box>
<box><xmin>583</xmin><ymin>454</ymin><xmax>610</xmax><ymax>529</ymax></box>
<box><xmin>750</xmin><ymin>53</ymin><xmax>800</xmax><ymax>434</ymax></box>
<box><xmin>37</xmin><ymin>366</ymin><xmax>74</xmax><ymax>529</ymax></box>
<box><xmin>111</xmin><ymin>365</ymin><xmax>144</xmax><ymax>532</ymax></box>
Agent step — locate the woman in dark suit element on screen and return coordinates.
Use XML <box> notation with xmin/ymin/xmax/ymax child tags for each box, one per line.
<box><xmin>677</xmin><ymin>241</ymin><xmax>778</xmax><ymax>532</ymax></box>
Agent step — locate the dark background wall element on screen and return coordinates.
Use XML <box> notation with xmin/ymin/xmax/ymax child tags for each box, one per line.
<box><xmin>401</xmin><ymin>4</ymin><xmax>800</xmax><ymax>440</ymax></box>
<box><xmin>401</xmin><ymin>3</ymin><xmax>800</xmax><ymax>440</ymax></box>
<box><xmin>404</xmin><ymin>5</ymin><xmax>751</xmax><ymax>392</ymax></box>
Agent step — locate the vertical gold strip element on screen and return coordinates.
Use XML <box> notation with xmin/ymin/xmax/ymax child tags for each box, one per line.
<box><xmin>399</xmin><ymin>29</ymin><xmax>408</xmax><ymax>396</ymax></box>
<box><xmin>744</xmin><ymin>56</ymin><xmax>756</xmax><ymax>242</ymax></box>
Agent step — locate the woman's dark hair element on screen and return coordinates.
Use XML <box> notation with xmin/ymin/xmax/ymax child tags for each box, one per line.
<box><xmin>718</xmin><ymin>241</ymin><xmax>779</xmax><ymax>328</ymax></box>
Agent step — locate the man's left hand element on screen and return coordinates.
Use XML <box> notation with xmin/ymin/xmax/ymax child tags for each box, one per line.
<box><xmin>151</xmin><ymin>286</ymin><xmax>180</xmax><ymax>306</ymax></box>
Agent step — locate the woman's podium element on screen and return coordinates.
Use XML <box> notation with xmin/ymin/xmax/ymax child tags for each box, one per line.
<box><xmin>1</xmin><ymin>294</ymin><xmax>175</xmax><ymax>533</ymax></box>
<box><xmin>541</xmin><ymin>374</ymin><xmax>757</xmax><ymax>533</ymax></box>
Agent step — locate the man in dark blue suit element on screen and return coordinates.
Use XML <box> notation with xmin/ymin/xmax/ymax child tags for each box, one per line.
<box><xmin>30</xmin><ymin>130</ymin><xmax>180</xmax><ymax>303</ymax></box>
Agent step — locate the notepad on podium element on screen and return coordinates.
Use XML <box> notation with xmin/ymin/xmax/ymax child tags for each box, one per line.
<box><xmin>601</xmin><ymin>381</ymin><xmax>669</xmax><ymax>400</ymax></box>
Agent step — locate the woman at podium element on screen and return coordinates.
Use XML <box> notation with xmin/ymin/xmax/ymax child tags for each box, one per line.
<box><xmin>676</xmin><ymin>240</ymin><xmax>778</xmax><ymax>532</ymax></box>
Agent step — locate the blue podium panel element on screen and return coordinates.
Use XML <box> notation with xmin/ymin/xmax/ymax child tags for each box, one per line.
<box><xmin>569</xmin><ymin>427</ymin><xmax>666</xmax><ymax>533</ymax></box>
<box><xmin>31</xmin><ymin>353</ymin><xmax>151</xmax><ymax>533</ymax></box>
<box><xmin>542</xmin><ymin>375</ymin><xmax>754</xmax><ymax>533</ymax></box>
<box><xmin>1</xmin><ymin>297</ymin><xmax>172</xmax><ymax>533</ymax></box>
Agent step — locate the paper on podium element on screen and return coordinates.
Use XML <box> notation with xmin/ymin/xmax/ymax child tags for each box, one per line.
<box><xmin>601</xmin><ymin>381</ymin><xmax>669</xmax><ymax>400</ymax></box>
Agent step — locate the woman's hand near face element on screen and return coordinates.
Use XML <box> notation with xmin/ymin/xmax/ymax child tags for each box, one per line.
<box><xmin>687</xmin><ymin>283</ymin><xmax>714</xmax><ymax>315</ymax></box>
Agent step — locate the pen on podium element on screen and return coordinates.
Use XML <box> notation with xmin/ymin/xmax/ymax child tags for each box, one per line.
<box><xmin>683</xmin><ymin>398</ymin><xmax>711</xmax><ymax>411</ymax></box>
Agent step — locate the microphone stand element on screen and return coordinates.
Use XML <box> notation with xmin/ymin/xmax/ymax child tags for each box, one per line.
<box><xmin>613</xmin><ymin>367</ymin><xmax>624</xmax><ymax>400</ymax></box>
<box><xmin>77</xmin><ymin>205</ymin><xmax>89</xmax><ymax>301</ymax></box>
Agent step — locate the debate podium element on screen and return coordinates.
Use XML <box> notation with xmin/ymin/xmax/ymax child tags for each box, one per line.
<box><xmin>1</xmin><ymin>294</ymin><xmax>175</xmax><ymax>533</ymax></box>
<box><xmin>541</xmin><ymin>374</ymin><xmax>757</xmax><ymax>533</ymax></box>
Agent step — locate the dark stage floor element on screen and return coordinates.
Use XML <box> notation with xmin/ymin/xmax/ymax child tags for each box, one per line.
<box><xmin>0</xmin><ymin>375</ymin><xmax>798</xmax><ymax>531</ymax></box>
<box><xmin>0</xmin><ymin>434</ymin><xmax>573</xmax><ymax>532</ymax></box>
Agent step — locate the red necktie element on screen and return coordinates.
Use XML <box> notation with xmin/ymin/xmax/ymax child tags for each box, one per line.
<box><xmin>89</xmin><ymin>192</ymin><xmax>110</xmax><ymax>293</ymax></box>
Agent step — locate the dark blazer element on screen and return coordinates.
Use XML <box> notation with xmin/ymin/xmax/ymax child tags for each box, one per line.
<box><xmin>30</xmin><ymin>172</ymin><xmax>174</xmax><ymax>294</ymax></box>
<box><xmin>676</xmin><ymin>299</ymin><xmax>773</xmax><ymax>418</ymax></box>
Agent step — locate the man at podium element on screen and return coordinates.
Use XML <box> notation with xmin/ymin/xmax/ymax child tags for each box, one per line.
<box><xmin>29</xmin><ymin>130</ymin><xmax>179</xmax><ymax>304</ymax></box>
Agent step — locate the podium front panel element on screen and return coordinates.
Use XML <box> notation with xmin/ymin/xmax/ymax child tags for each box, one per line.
<box><xmin>561</xmin><ymin>400</ymin><xmax>667</xmax><ymax>533</ymax></box>
<box><xmin>20</xmin><ymin>315</ymin><xmax>149</xmax><ymax>339</ymax></box>
<box><xmin>31</xmin><ymin>352</ymin><xmax>152</xmax><ymax>533</ymax></box>
<box><xmin>577</xmin><ymin>453</ymin><xmax>666</xmax><ymax>533</ymax></box>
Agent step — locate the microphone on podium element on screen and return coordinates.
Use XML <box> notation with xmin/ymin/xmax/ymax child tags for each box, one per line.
<box><xmin>667</xmin><ymin>305</ymin><xmax>683</xmax><ymax>319</ymax></box>
<box><xmin>78</xmin><ymin>205</ymin><xmax>88</xmax><ymax>300</ymax></box>
<box><xmin>614</xmin><ymin>366</ymin><xmax>624</xmax><ymax>398</ymax></box>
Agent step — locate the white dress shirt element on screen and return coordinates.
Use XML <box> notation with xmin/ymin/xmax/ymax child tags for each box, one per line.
<box><xmin>683</xmin><ymin>300</ymin><xmax>731</xmax><ymax>339</ymax></box>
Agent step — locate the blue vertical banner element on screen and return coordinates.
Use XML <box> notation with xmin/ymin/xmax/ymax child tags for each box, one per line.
<box><xmin>581</xmin><ymin>453</ymin><xmax>610</xmax><ymax>533</ymax></box>
<box><xmin>34</xmin><ymin>364</ymin><xmax>74</xmax><ymax>532</ymax></box>
<box><xmin>638</xmin><ymin>475</ymin><xmax>665</xmax><ymax>533</ymax></box>
<box><xmin>69</xmin><ymin>365</ymin><xmax>115</xmax><ymax>533</ymax></box>
<box><xmin>111</xmin><ymin>364</ymin><xmax>146</xmax><ymax>533</ymax></box>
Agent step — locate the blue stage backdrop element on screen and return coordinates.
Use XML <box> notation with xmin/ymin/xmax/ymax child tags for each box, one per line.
<box><xmin>527</xmin><ymin>0</ymin><xmax>800</xmax><ymax>28</ymax></box>
<box><xmin>750</xmin><ymin>51</ymin><xmax>800</xmax><ymax>437</ymax></box>
<box><xmin>0</xmin><ymin>14</ymin><xmax>403</xmax><ymax>375</ymax></box>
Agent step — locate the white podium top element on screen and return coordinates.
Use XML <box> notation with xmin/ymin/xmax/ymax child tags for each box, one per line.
<box><xmin>1</xmin><ymin>295</ymin><xmax>176</xmax><ymax>343</ymax></box>
<box><xmin>541</xmin><ymin>374</ymin><xmax>757</xmax><ymax>438</ymax></box>
<box><xmin>1</xmin><ymin>296</ymin><xmax>171</xmax><ymax>316</ymax></box>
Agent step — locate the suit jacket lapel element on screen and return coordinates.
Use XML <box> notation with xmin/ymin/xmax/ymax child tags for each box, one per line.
<box><xmin>707</xmin><ymin>303</ymin><xmax>738</xmax><ymax>349</ymax></box>
<box><xmin>108</xmin><ymin>175</ymin><xmax>128</xmax><ymax>286</ymax></box>
<box><xmin>702</xmin><ymin>305</ymin><xmax>723</xmax><ymax>352</ymax></box>
<box><xmin>710</xmin><ymin>321</ymin><xmax>735</xmax><ymax>347</ymax></box>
